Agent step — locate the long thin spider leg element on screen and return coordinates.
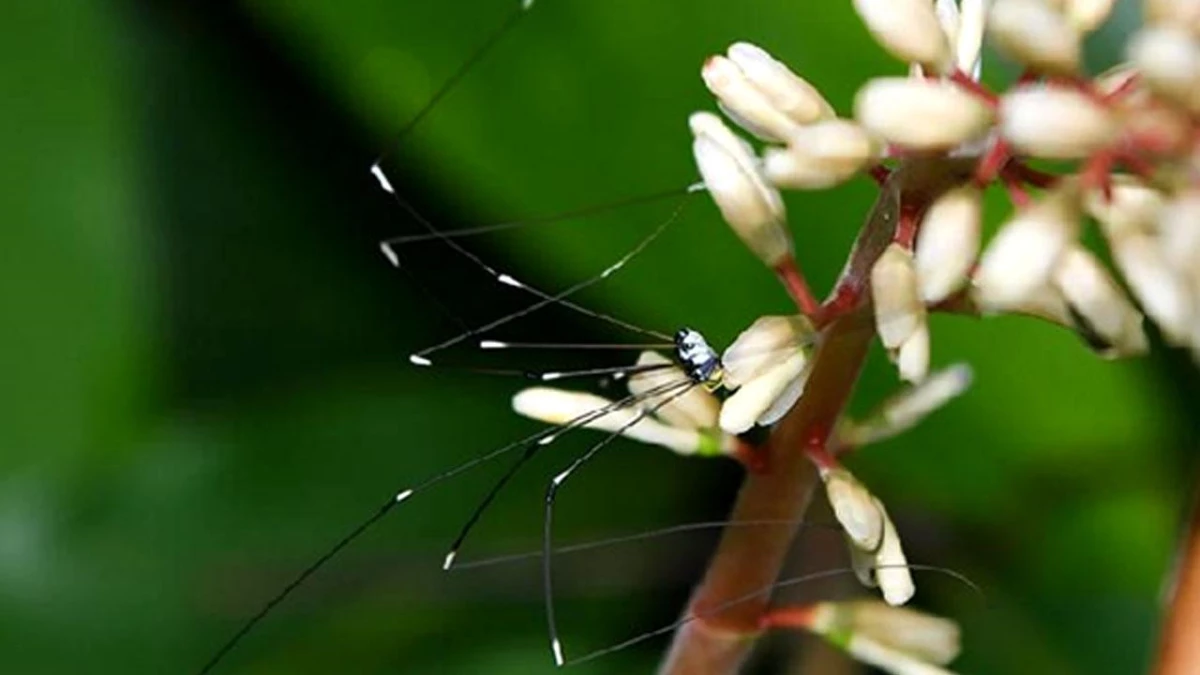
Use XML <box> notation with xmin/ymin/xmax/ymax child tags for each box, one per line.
<box><xmin>443</xmin><ymin>377</ymin><xmax>692</xmax><ymax>570</ymax></box>
<box><xmin>382</xmin><ymin>186</ymin><xmax>693</xmax><ymax>244</ymax></box>
<box><xmin>194</xmin><ymin>373</ymin><xmax>675</xmax><ymax>674</ymax></box>
<box><xmin>568</xmin><ymin>564</ymin><xmax>984</xmax><ymax>667</ymax></box>
<box><xmin>542</xmin><ymin>379</ymin><xmax>698</xmax><ymax>666</ymax></box>
<box><xmin>451</xmin><ymin>518</ymin><xmax>841</xmax><ymax>571</ymax></box>
<box><xmin>375</xmin><ymin>172</ymin><xmax>690</xmax><ymax>361</ymax></box>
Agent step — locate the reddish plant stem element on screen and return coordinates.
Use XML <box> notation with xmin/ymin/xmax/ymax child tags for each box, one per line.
<box><xmin>658</xmin><ymin>159</ymin><xmax>973</xmax><ymax>675</ymax></box>
<box><xmin>1151</xmin><ymin>485</ymin><xmax>1200</xmax><ymax>675</ymax></box>
<box><xmin>658</xmin><ymin>310</ymin><xmax>874</xmax><ymax>675</ymax></box>
<box><xmin>775</xmin><ymin>256</ymin><xmax>822</xmax><ymax>317</ymax></box>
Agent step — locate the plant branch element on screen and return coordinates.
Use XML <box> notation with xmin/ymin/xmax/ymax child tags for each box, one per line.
<box><xmin>658</xmin><ymin>159</ymin><xmax>973</xmax><ymax>675</ymax></box>
<box><xmin>1150</xmin><ymin>478</ymin><xmax>1200</xmax><ymax>675</ymax></box>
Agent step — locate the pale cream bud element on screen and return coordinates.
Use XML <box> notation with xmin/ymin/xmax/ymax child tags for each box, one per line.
<box><xmin>1127</xmin><ymin>26</ymin><xmax>1200</xmax><ymax>114</ymax></box>
<box><xmin>1109</xmin><ymin>233</ymin><xmax>1194</xmax><ymax>344</ymax></box>
<box><xmin>988</xmin><ymin>0</ymin><xmax>1083</xmax><ymax>75</ymax></box>
<box><xmin>846</xmin><ymin>635</ymin><xmax>957</xmax><ymax>675</ymax></box>
<box><xmin>854</xmin><ymin>78</ymin><xmax>994</xmax><ymax>151</ymax></box>
<box><xmin>726</xmin><ymin>43</ymin><xmax>835</xmax><ymax>125</ymax></box>
<box><xmin>822</xmin><ymin>467</ymin><xmax>884</xmax><ymax>552</ymax></box>
<box><xmin>721</xmin><ymin>314</ymin><xmax>815</xmax><ymax>388</ymax></box>
<box><xmin>916</xmin><ymin>185</ymin><xmax>983</xmax><ymax>303</ymax></box>
<box><xmin>975</xmin><ymin>188</ymin><xmax>1081</xmax><ymax>309</ymax></box>
<box><xmin>719</xmin><ymin>350</ymin><xmax>810</xmax><ymax>434</ymax></box>
<box><xmin>1053</xmin><ymin>246</ymin><xmax>1149</xmax><ymax>358</ymax></box>
<box><xmin>811</xmin><ymin>601</ymin><xmax>962</xmax><ymax>668</ymax></box>
<box><xmin>1145</xmin><ymin>0</ymin><xmax>1200</xmax><ymax>34</ymax></box>
<box><xmin>512</xmin><ymin>387</ymin><xmax>704</xmax><ymax>455</ymax></box>
<box><xmin>1048</xmin><ymin>0</ymin><xmax>1116</xmax><ymax>31</ymax></box>
<box><xmin>1000</xmin><ymin>86</ymin><xmax>1117</xmax><ymax>159</ymax></box>
<box><xmin>703</xmin><ymin>55</ymin><xmax>802</xmax><ymax>142</ymax></box>
<box><xmin>841</xmin><ymin>364</ymin><xmax>974</xmax><ymax>447</ymax></box>
<box><xmin>956</xmin><ymin>0</ymin><xmax>988</xmax><ymax>76</ymax></box>
<box><xmin>852</xmin><ymin>0</ymin><xmax>953</xmax><ymax>71</ymax></box>
<box><xmin>1160</xmin><ymin>191</ymin><xmax>1200</xmax><ymax>272</ymax></box>
<box><xmin>873</xmin><ymin>499</ymin><xmax>915</xmax><ymax>606</ymax></box>
<box><xmin>690</xmin><ymin>112</ymin><xmax>792</xmax><ymax>267</ymax></box>
<box><xmin>896</xmin><ymin>323</ymin><xmax>931</xmax><ymax>384</ymax></box>
<box><xmin>872</xmin><ymin>244</ymin><xmax>924</xmax><ymax>350</ymax></box>
<box><xmin>1085</xmin><ymin>177</ymin><xmax>1165</xmax><ymax>238</ymax></box>
<box><xmin>627</xmin><ymin>351</ymin><xmax>720</xmax><ymax>430</ymax></box>
<box><xmin>763</xmin><ymin>119</ymin><xmax>880</xmax><ymax>189</ymax></box>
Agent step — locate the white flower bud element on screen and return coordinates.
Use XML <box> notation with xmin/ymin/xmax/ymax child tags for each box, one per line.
<box><xmin>842</xmin><ymin>364</ymin><xmax>973</xmax><ymax>446</ymax></box>
<box><xmin>1127</xmin><ymin>26</ymin><xmax>1200</xmax><ymax>114</ymax></box>
<box><xmin>988</xmin><ymin>0</ymin><xmax>1083</xmax><ymax>75</ymax></box>
<box><xmin>1145</xmin><ymin>0</ymin><xmax>1200</xmax><ymax>34</ymax></box>
<box><xmin>822</xmin><ymin>467</ymin><xmax>884</xmax><ymax>552</ymax></box>
<box><xmin>627</xmin><ymin>351</ymin><xmax>720</xmax><ymax>430</ymax></box>
<box><xmin>829</xmin><ymin>601</ymin><xmax>962</xmax><ymax>666</ymax></box>
<box><xmin>763</xmin><ymin>119</ymin><xmax>880</xmax><ymax>189</ymax></box>
<box><xmin>852</xmin><ymin>0</ymin><xmax>953</xmax><ymax>71</ymax></box>
<box><xmin>975</xmin><ymin>188</ymin><xmax>1080</xmax><ymax>309</ymax></box>
<box><xmin>872</xmin><ymin>244</ymin><xmax>925</xmax><ymax>350</ymax></box>
<box><xmin>1109</xmin><ymin>233</ymin><xmax>1194</xmax><ymax>345</ymax></box>
<box><xmin>512</xmin><ymin>387</ymin><xmax>704</xmax><ymax>455</ymax></box>
<box><xmin>1000</xmin><ymin>86</ymin><xmax>1117</xmax><ymax>159</ymax></box>
<box><xmin>896</xmin><ymin>323</ymin><xmax>931</xmax><ymax>384</ymax></box>
<box><xmin>873</xmin><ymin>499</ymin><xmax>915</xmax><ymax>606</ymax></box>
<box><xmin>846</xmin><ymin>634</ymin><xmax>958</xmax><ymax>675</ymax></box>
<box><xmin>703</xmin><ymin>55</ymin><xmax>802</xmax><ymax>142</ymax></box>
<box><xmin>1048</xmin><ymin>0</ymin><xmax>1116</xmax><ymax>31</ymax></box>
<box><xmin>916</xmin><ymin>186</ymin><xmax>983</xmax><ymax>303</ymax></box>
<box><xmin>1160</xmin><ymin>191</ymin><xmax>1200</xmax><ymax>272</ymax></box>
<box><xmin>1085</xmin><ymin>177</ymin><xmax>1165</xmax><ymax>238</ymax></box>
<box><xmin>725</xmin><ymin>43</ymin><xmax>835</xmax><ymax>125</ymax></box>
<box><xmin>854</xmin><ymin>78</ymin><xmax>994</xmax><ymax>151</ymax></box>
<box><xmin>956</xmin><ymin>0</ymin><xmax>988</xmax><ymax>76</ymax></box>
<box><xmin>690</xmin><ymin>112</ymin><xmax>792</xmax><ymax>267</ymax></box>
<box><xmin>1053</xmin><ymin>246</ymin><xmax>1149</xmax><ymax>358</ymax></box>
<box><xmin>721</xmin><ymin>315</ymin><xmax>815</xmax><ymax>388</ymax></box>
<box><xmin>719</xmin><ymin>350</ymin><xmax>810</xmax><ymax>434</ymax></box>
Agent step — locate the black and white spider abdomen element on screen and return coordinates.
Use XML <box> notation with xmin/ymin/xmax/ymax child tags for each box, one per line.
<box><xmin>674</xmin><ymin>327</ymin><xmax>723</xmax><ymax>387</ymax></box>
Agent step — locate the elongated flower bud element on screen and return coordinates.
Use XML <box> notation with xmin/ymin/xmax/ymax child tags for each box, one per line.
<box><xmin>915</xmin><ymin>185</ymin><xmax>983</xmax><ymax>303</ymax></box>
<box><xmin>873</xmin><ymin>499</ymin><xmax>915</xmax><ymax>606</ymax></box>
<box><xmin>690</xmin><ymin>112</ymin><xmax>792</xmax><ymax>267</ymax></box>
<box><xmin>763</xmin><ymin>119</ymin><xmax>879</xmax><ymax>189</ymax></box>
<box><xmin>975</xmin><ymin>187</ymin><xmax>1081</xmax><ymax>309</ymax></box>
<box><xmin>852</xmin><ymin>0</ymin><xmax>953</xmax><ymax>71</ymax></box>
<box><xmin>1053</xmin><ymin>246</ymin><xmax>1149</xmax><ymax>358</ymax></box>
<box><xmin>716</xmin><ymin>43</ymin><xmax>835</xmax><ymax>134</ymax></box>
<box><xmin>1127</xmin><ymin>26</ymin><xmax>1200</xmax><ymax>114</ymax></box>
<box><xmin>845</xmin><ymin>634</ymin><xmax>957</xmax><ymax>675</ymax></box>
<box><xmin>704</xmin><ymin>55</ymin><xmax>801</xmax><ymax>142</ymax></box>
<box><xmin>1145</xmin><ymin>0</ymin><xmax>1200</xmax><ymax>34</ymax></box>
<box><xmin>872</xmin><ymin>244</ymin><xmax>924</xmax><ymax>350</ymax></box>
<box><xmin>627</xmin><ymin>351</ymin><xmax>720</xmax><ymax>430</ymax></box>
<box><xmin>841</xmin><ymin>364</ymin><xmax>974</xmax><ymax>447</ymax></box>
<box><xmin>1000</xmin><ymin>86</ymin><xmax>1117</xmax><ymax>159</ymax></box>
<box><xmin>1048</xmin><ymin>0</ymin><xmax>1116</xmax><ymax>31</ymax></box>
<box><xmin>854</xmin><ymin>78</ymin><xmax>993</xmax><ymax>151</ymax></box>
<box><xmin>810</xmin><ymin>601</ymin><xmax>962</xmax><ymax>667</ymax></box>
<box><xmin>1160</xmin><ymin>191</ymin><xmax>1200</xmax><ymax>273</ymax></box>
<box><xmin>822</xmin><ymin>467</ymin><xmax>884</xmax><ymax>552</ymax></box>
<box><xmin>721</xmin><ymin>314</ymin><xmax>815</xmax><ymax>388</ymax></box>
<box><xmin>512</xmin><ymin>388</ymin><xmax>705</xmax><ymax>455</ymax></box>
<box><xmin>1109</xmin><ymin>233</ymin><xmax>1193</xmax><ymax>345</ymax></box>
<box><xmin>719</xmin><ymin>350</ymin><xmax>810</xmax><ymax>434</ymax></box>
<box><xmin>989</xmin><ymin>0</ymin><xmax>1083</xmax><ymax>75</ymax></box>
<box><xmin>956</xmin><ymin>0</ymin><xmax>987</xmax><ymax>76</ymax></box>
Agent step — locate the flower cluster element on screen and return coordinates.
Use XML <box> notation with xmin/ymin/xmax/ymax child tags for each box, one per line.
<box><xmin>512</xmin><ymin>1</ymin><xmax>1200</xmax><ymax>672</ymax></box>
<box><xmin>681</xmin><ymin>0</ymin><xmax>1200</xmax><ymax>671</ymax></box>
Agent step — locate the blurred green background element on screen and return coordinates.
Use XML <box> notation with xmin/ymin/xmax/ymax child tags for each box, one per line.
<box><xmin>4</xmin><ymin>0</ymin><xmax>1197</xmax><ymax>673</ymax></box>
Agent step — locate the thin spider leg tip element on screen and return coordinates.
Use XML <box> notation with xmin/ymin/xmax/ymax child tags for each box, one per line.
<box><xmin>442</xmin><ymin>550</ymin><xmax>457</xmax><ymax>571</ymax></box>
<box><xmin>551</xmin><ymin>638</ymin><xmax>565</xmax><ymax>666</ymax></box>
<box><xmin>379</xmin><ymin>242</ymin><xmax>401</xmax><ymax>267</ymax></box>
<box><xmin>394</xmin><ymin>489</ymin><xmax>414</xmax><ymax>503</ymax></box>
<box><xmin>409</xmin><ymin>354</ymin><xmax>433</xmax><ymax>367</ymax></box>
<box><xmin>479</xmin><ymin>340</ymin><xmax>507</xmax><ymax>349</ymax></box>
<box><xmin>370</xmin><ymin>163</ymin><xmax>395</xmax><ymax>194</ymax></box>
